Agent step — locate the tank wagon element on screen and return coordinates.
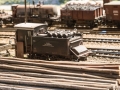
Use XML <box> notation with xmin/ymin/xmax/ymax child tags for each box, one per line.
<box><xmin>11</xmin><ymin>4</ymin><xmax>60</xmax><ymax>25</ymax></box>
<box><xmin>15</xmin><ymin>23</ymin><xmax>89</xmax><ymax>61</ymax></box>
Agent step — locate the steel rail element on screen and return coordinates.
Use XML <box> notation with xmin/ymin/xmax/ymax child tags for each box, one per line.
<box><xmin>83</xmin><ymin>38</ymin><xmax>120</xmax><ymax>43</ymax></box>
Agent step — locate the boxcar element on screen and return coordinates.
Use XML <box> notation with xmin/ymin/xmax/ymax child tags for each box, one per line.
<box><xmin>104</xmin><ymin>1</ymin><xmax>120</xmax><ymax>27</ymax></box>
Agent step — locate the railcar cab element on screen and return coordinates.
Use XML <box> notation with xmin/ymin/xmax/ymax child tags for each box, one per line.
<box><xmin>14</xmin><ymin>23</ymin><xmax>47</xmax><ymax>58</ymax></box>
<box><xmin>11</xmin><ymin>4</ymin><xmax>18</xmax><ymax>18</ymax></box>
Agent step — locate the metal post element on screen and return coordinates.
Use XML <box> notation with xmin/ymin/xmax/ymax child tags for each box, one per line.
<box><xmin>24</xmin><ymin>0</ymin><xmax>27</xmax><ymax>23</ymax></box>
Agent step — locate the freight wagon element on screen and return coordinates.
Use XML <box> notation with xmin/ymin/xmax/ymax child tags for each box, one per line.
<box><xmin>11</xmin><ymin>0</ymin><xmax>103</xmax><ymax>28</ymax></box>
<box><xmin>61</xmin><ymin>0</ymin><xmax>103</xmax><ymax>28</ymax></box>
<box><xmin>11</xmin><ymin>4</ymin><xmax>60</xmax><ymax>25</ymax></box>
<box><xmin>104</xmin><ymin>1</ymin><xmax>120</xmax><ymax>27</ymax></box>
<box><xmin>2</xmin><ymin>0</ymin><xmax>120</xmax><ymax>28</ymax></box>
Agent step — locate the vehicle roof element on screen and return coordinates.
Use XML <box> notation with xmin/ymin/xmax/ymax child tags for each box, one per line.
<box><xmin>104</xmin><ymin>1</ymin><xmax>120</xmax><ymax>5</ymax></box>
<box><xmin>14</xmin><ymin>23</ymin><xmax>47</xmax><ymax>29</ymax></box>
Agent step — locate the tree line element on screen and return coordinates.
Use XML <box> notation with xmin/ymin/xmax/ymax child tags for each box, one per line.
<box><xmin>0</xmin><ymin>0</ymin><xmax>70</xmax><ymax>5</ymax></box>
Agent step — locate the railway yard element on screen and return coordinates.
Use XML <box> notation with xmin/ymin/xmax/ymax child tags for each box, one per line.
<box><xmin>0</xmin><ymin>25</ymin><xmax>120</xmax><ymax>90</ymax></box>
<box><xmin>1</xmin><ymin>0</ymin><xmax>120</xmax><ymax>89</ymax></box>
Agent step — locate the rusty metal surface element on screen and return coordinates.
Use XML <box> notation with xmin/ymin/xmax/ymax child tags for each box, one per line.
<box><xmin>83</xmin><ymin>10</ymin><xmax>97</xmax><ymax>20</ymax></box>
<box><xmin>16</xmin><ymin>42</ymin><xmax>24</xmax><ymax>58</ymax></box>
<box><xmin>103</xmin><ymin>0</ymin><xmax>111</xmax><ymax>4</ymax></box>
<box><xmin>104</xmin><ymin>2</ymin><xmax>120</xmax><ymax>20</ymax></box>
<box><xmin>61</xmin><ymin>8</ymin><xmax>99</xmax><ymax>21</ymax></box>
<box><xmin>99</xmin><ymin>7</ymin><xmax>103</xmax><ymax>16</ymax></box>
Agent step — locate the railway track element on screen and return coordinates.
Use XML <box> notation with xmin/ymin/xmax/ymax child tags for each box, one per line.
<box><xmin>0</xmin><ymin>30</ymin><xmax>15</xmax><ymax>57</ymax></box>
<box><xmin>85</xmin><ymin>45</ymin><xmax>120</xmax><ymax>58</ymax></box>
<box><xmin>83</xmin><ymin>32</ymin><xmax>120</xmax><ymax>58</ymax></box>
<box><xmin>0</xmin><ymin>27</ymin><xmax>120</xmax><ymax>58</ymax></box>
<box><xmin>0</xmin><ymin>27</ymin><xmax>120</xmax><ymax>89</ymax></box>
<box><xmin>0</xmin><ymin>28</ymin><xmax>16</xmax><ymax>32</ymax></box>
<box><xmin>84</xmin><ymin>38</ymin><xmax>120</xmax><ymax>43</ymax></box>
<box><xmin>83</xmin><ymin>37</ymin><xmax>120</xmax><ymax>58</ymax></box>
<box><xmin>0</xmin><ymin>29</ymin><xmax>15</xmax><ymax>44</ymax></box>
<box><xmin>0</xmin><ymin>35</ymin><xmax>15</xmax><ymax>38</ymax></box>
<box><xmin>88</xmin><ymin>48</ymin><xmax>120</xmax><ymax>58</ymax></box>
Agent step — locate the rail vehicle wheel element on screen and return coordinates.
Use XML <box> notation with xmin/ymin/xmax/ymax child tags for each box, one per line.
<box><xmin>39</xmin><ymin>54</ymin><xmax>46</xmax><ymax>60</ymax></box>
<box><xmin>94</xmin><ymin>23</ymin><xmax>98</xmax><ymax>27</ymax></box>
<box><xmin>51</xmin><ymin>55</ymin><xmax>58</xmax><ymax>61</ymax></box>
<box><xmin>116</xmin><ymin>22</ymin><xmax>120</xmax><ymax>28</ymax></box>
<box><xmin>89</xmin><ymin>22</ymin><xmax>95</xmax><ymax>28</ymax></box>
<box><xmin>101</xmin><ymin>20</ymin><xmax>105</xmax><ymax>26</ymax></box>
<box><xmin>30</xmin><ymin>54</ymin><xmax>34</xmax><ymax>59</ymax></box>
<box><xmin>81</xmin><ymin>57</ymin><xmax>87</xmax><ymax>61</ymax></box>
<box><xmin>28</xmin><ymin>54</ymin><xmax>38</xmax><ymax>59</ymax></box>
<box><xmin>74</xmin><ymin>57</ymin><xmax>87</xmax><ymax>62</ymax></box>
<box><xmin>46</xmin><ymin>55</ymin><xmax>58</xmax><ymax>61</ymax></box>
<box><xmin>66</xmin><ymin>21</ymin><xmax>75</xmax><ymax>27</ymax></box>
<box><xmin>89</xmin><ymin>25</ymin><xmax>93</xmax><ymax>28</ymax></box>
<box><xmin>34</xmin><ymin>54</ymin><xmax>40</xmax><ymax>59</ymax></box>
<box><xmin>27</xmin><ymin>54</ymin><xmax>32</xmax><ymax>59</ymax></box>
<box><xmin>47</xmin><ymin>55</ymin><xmax>51</xmax><ymax>61</ymax></box>
<box><xmin>75</xmin><ymin>58</ymin><xmax>80</xmax><ymax>62</ymax></box>
<box><xmin>71</xmin><ymin>57</ymin><xmax>80</xmax><ymax>62</ymax></box>
<box><xmin>44</xmin><ymin>21</ymin><xmax>53</xmax><ymax>26</ymax></box>
<box><xmin>117</xmin><ymin>25</ymin><xmax>120</xmax><ymax>28</ymax></box>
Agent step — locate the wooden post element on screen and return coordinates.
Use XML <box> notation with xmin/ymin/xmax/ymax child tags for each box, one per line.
<box><xmin>16</xmin><ymin>42</ymin><xmax>24</xmax><ymax>58</ymax></box>
<box><xmin>24</xmin><ymin>0</ymin><xmax>27</xmax><ymax>23</ymax></box>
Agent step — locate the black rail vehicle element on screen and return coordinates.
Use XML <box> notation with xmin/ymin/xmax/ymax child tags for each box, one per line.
<box><xmin>15</xmin><ymin>23</ymin><xmax>89</xmax><ymax>61</ymax></box>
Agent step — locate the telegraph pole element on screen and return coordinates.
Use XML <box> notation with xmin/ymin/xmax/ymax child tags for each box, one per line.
<box><xmin>24</xmin><ymin>0</ymin><xmax>27</xmax><ymax>23</ymax></box>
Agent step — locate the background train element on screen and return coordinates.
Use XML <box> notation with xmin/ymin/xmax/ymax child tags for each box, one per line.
<box><xmin>1</xmin><ymin>0</ymin><xmax>120</xmax><ymax>28</ymax></box>
<box><xmin>61</xmin><ymin>0</ymin><xmax>120</xmax><ymax>28</ymax></box>
<box><xmin>15</xmin><ymin>23</ymin><xmax>89</xmax><ymax>61</ymax></box>
<box><xmin>11</xmin><ymin>0</ymin><xmax>103</xmax><ymax>27</ymax></box>
<box><xmin>11</xmin><ymin>4</ymin><xmax>61</xmax><ymax>26</ymax></box>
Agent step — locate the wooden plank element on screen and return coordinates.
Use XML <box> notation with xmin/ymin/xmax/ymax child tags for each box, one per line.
<box><xmin>0</xmin><ymin>72</ymin><xmax>115</xmax><ymax>84</ymax></box>
<box><xmin>0</xmin><ymin>77</ymin><xmax>111</xmax><ymax>90</ymax></box>
<box><xmin>0</xmin><ymin>63</ymin><xmax>119</xmax><ymax>80</ymax></box>
<box><xmin>16</xmin><ymin>42</ymin><xmax>24</xmax><ymax>58</ymax></box>
<box><xmin>0</xmin><ymin>83</ymin><xmax>54</xmax><ymax>90</ymax></box>
<box><xmin>1</xmin><ymin>57</ymin><xmax>120</xmax><ymax>68</ymax></box>
<box><xmin>2</xmin><ymin>57</ymin><xmax>120</xmax><ymax>67</ymax></box>
<box><xmin>0</xmin><ymin>58</ymin><xmax>119</xmax><ymax>75</ymax></box>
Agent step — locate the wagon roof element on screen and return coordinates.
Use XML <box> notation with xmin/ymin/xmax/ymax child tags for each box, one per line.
<box><xmin>30</xmin><ymin>5</ymin><xmax>58</xmax><ymax>9</ymax></box>
<box><xmin>104</xmin><ymin>1</ymin><xmax>120</xmax><ymax>5</ymax></box>
<box><xmin>14</xmin><ymin>23</ymin><xmax>47</xmax><ymax>29</ymax></box>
